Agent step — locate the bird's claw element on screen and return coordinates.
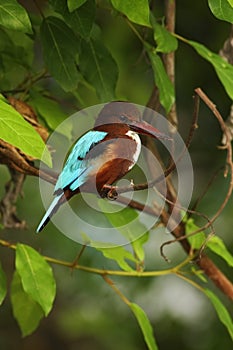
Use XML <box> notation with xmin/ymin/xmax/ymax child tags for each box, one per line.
<box><xmin>100</xmin><ymin>184</ymin><xmax>118</xmax><ymax>200</ymax></box>
<box><xmin>107</xmin><ymin>188</ymin><xmax>118</xmax><ymax>200</ymax></box>
<box><xmin>130</xmin><ymin>179</ymin><xmax>134</xmax><ymax>187</ymax></box>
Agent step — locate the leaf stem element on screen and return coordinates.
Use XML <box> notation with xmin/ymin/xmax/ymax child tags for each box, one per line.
<box><xmin>126</xmin><ymin>20</ymin><xmax>145</xmax><ymax>43</ymax></box>
<box><xmin>172</xmin><ymin>32</ymin><xmax>189</xmax><ymax>44</ymax></box>
<box><xmin>175</xmin><ymin>271</ymin><xmax>205</xmax><ymax>293</ymax></box>
<box><xmin>0</xmin><ymin>238</ymin><xmax>192</xmax><ymax>277</ymax></box>
<box><xmin>102</xmin><ymin>275</ymin><xmax>131</xmax><ymax>305</ymax></box>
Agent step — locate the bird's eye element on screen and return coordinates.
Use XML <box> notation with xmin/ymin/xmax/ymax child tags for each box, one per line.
<box><xmin>119</xmin><ymin>115</ymin><xmax>128</xmax><ymax>122</ymax></box>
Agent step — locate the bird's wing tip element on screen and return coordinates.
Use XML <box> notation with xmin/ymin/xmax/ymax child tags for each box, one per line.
<box><xmin>36</xmin><ymin>225</ymin><xmax>42</xmax><ymax>233</ymax></box>
<box><xmin>36</xmin><ymin>193</ymin><xmax>64</xmax><ymax>233</ymax></box>
<box><xmin>36</xmin><ymin>219</ymin><xmax>46</xmax><ymax>233</ymax></box>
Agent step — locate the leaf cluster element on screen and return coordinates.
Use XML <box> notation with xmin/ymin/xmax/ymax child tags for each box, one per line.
<box><xmin>0</xmin><ymin>0</ymin><xmax>233</xmax><ymax>163</ymax></box>
<box><xmin>0</xmin><ymin>1</ymin><xmax>233</xmax><ymax>349</ymax></box>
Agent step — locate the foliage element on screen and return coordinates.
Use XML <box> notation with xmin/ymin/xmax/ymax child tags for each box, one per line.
<box><xmin>0</xmin><ymin>95</ymin><xmax>51</xmax><ymax>166</ymax></box>
<box><xmin>0</xmin><ymin>0</ymin><xmax>233</xmax><ymax>349</ymax></box>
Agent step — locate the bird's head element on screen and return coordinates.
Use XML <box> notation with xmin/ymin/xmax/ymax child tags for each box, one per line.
<box><xmin>94</xmin><ymin>102</ymin><xmax>171</xmax><ymax>140</ymax></box>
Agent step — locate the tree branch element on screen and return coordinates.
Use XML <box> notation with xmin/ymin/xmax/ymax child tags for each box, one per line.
<box><xmin>0</xmin><ymin>169</ymin><xmax>26</xmax><ymax>229</ymax></box>
<box><xmin>1</xmin><ymin>92</ymin><xmax>233</xmax><ymax>300</ymax></box>
<box><xmin>164</xmin><ymin>0</ymin><xmax>178</xmax><ymax>128</ymax></box>
<box><xmin>195</xmin><ymin>88</ymin><xmax>233</xmax><ymax>224</ymax></box>
<box><xmin>0</xmin><ymin>237</ymin><xmax>193</xmax><ymax>277</ymax></box>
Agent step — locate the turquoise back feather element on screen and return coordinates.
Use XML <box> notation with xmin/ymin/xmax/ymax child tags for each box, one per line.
<box><xmin>54</xmin><ymin>130</ymin><xmax>108</xmax><ymax>192</ymax></box>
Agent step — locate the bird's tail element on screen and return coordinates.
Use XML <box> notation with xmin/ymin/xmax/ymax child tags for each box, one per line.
<box><xmin>36</xmin><ymin>192</ymin><xmax>64</xmax><ymax>233</ymax></box>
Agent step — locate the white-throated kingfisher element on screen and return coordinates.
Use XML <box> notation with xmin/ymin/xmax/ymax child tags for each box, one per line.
<box><xmin>37</xmin><ymin>102</ymin><xmax>169</xmax><ymax>232</ymax></box>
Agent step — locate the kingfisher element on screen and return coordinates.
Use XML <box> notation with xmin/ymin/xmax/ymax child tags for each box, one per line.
<box><xmin>37</xmin><ymin>102</ymin><xmax>169</xmax><ymax>232</ymax></box>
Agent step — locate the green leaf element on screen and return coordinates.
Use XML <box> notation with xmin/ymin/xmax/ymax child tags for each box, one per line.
<box><xmin>0</xmin><ymin>28</ymin><xmax>33</xmax><ymax>90</ymax></box>
<box><xmin>50</xmin><ymin>0</ymin><xmax>95</xmax><ymax>39</ymax></box>
<box><xmin>0</xmin><ymin>27</ymin><xmax>33</xmax><ymax>68</ymax></box>
<box><xmin>29</xmin><ymin>91</ymin><xmax>72</xmax><ymax>137</ymax></box>
<box><xmin>227</xmin><ymin>0</ymin><xmax>233</xmax><ymax>7</ymax></box>
<box><xmin>132</xmin><ymin>232</ymin><xmax>149</xmax><ymax>262</ymax></box>
<box><xmin>207</xmin><ymin>236</ymin><xmax>233</xmax><ymax>267</ymax></box>
<box><xmin>0</xmin><ymin>60</ymin><xmax>23</xmax><ymax>91</ymax></box>
<box><xmin>0</xmin><ymin>0</ymin><xmax>32</xmax><ymax>33</ymax></box>
<box><xmin>111</xmin><ymin>0</ymin><xmax>151</xmax><ymax>27</ymax></box>
<box><xmin>151</xmin><ymin>17</ymin><xmax>178</xmax><ymax>53</ymax></box>
<box><xmin>154</xmin><ymin>24</ymin><xmax>178</xmax><ymax>53</ymax></box>
<box><xmin>0</xmin><ymin>54</ymin><xmax>27</xmax><ymax>91</ymax></box>
<box><xmin>79</xmin><ymin>36</ymin><xmax>118</xmax><ymax>101</ymax></box>
<box><xmin>187</xmin><ymin>39</ymin><xmax>233</xmax><ymax>99</ymax></box>
<box><xmin>68</xmin><ymin>0</ymin><xmax>95</xmax><ymax>39</ymax></box>
<box><xmin>0</xmin><ymin>99</ymin><xmax>52</xmax><ymax>167</ymax></box>
<box><xmin>130</xmin><ymin>303</ymin><xmax>159</xmax><ymax>350</ymax></box>
<box><xmin>40</xmin><ymin>16</ymin><xmax>79</xmax><ymax>91</ymax></box>
<box><xmin>185</xmin><ymin>216</ymin><xmax>233</xmax><ymax>266</ymax></box>
<box><xmin>81</xmin><ymin>232</ymin><xmax>136</xmax><ymax>271</ymax></box>
<box><xmin>204</xmin><ymin>289</ymin><xmax>233</xmax><ymax>340</ymax></box>
<box><xmin>91</xmin><ymin>241</ymin><xmax>137</xmax><ymax>272</ymax></box>
<box><xmin>145</xmin><ymin>43</ymin><xmax>175</xmax><ymax>113</ymax></box>
<box><xmin>190</xmin><ymin>266</ymin><xmax>207</xmax><ymax>283</ymax></box>
<box><xmin>184</xmin><ymin>216</ymin><xmax>206</xmax><ymax>249</ymax></box>
<box><xmin>68</xmin><ymin>0</ymin><xmax>88</xmax><ymax>12</ymax></box>
<box><xmin>0</xmin><ymin>262</ymin><xmax>7</xmax><ymax>305</ymax></box>
<box><xmin>11</xmin><ymin>271</ymin><xmax>44</xmax><ymax>337</ymax></box>
<box><xmin>98</xmin><ymin>201</ymin><xmax>149</xmax><ymax>262</ymax></box>
<box><xmin>208</xmin><ymin>0</ymin><xmax>233</xmax><ymax>23</ymax></box>
<box><xmin>16</xmin><ymin>244</ymin><xmax>56</xmax><ymax>316</ymax></box>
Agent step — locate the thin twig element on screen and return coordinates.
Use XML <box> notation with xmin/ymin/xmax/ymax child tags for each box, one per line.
<box><xmin>102</xmin><ymin>275</ymin><xmax>131</xmax><ymax>305</ymax></box>
<box><xmin>0</xmin><ymin>238</ymin><xmax>192</xmax><ymax>277</ymax></box>
<box><xmin>164</xmin><ymin>0</ymin><xmax>178</xmax><ymax>128</ymax></box>
<box><xmin>195</xmin><ymin>88</ymin><xmax>233</xmax><ymax>225</ymax></box>
<box><xmin>190</xmin><ymin>167</ymin><xmax>224</xmax><ymax>215</ymax></box>
<box><xmin>153</xmin><ymin>186</ymin><xmax>215</xmax><ymax>260</ymax></box>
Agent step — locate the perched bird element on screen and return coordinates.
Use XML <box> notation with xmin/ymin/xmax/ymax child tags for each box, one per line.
<box><xmin>37</xmin><ymin>102</ymin><xmax>169</xmax><ymax>232</ymax></box>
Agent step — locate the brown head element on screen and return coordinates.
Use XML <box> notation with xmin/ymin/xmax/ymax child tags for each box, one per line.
<box><xmin>94</xmin><ymin>102</ymin><xmax>171</xmax><ymax>140</ymax></box>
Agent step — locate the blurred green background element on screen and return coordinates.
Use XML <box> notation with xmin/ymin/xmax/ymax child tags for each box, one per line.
<box><xmin>0</xmin><ymin>1</ymin><xmax>233</xmax><ymax>349</ymax></box>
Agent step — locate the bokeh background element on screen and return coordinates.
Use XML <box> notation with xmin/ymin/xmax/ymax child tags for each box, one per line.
<box><xmin>0</xmin><ymin>1</ymin><xmax>233</xmax><ymax>349</ymax></box>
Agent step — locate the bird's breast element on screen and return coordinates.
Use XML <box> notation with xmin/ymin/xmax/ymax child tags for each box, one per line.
<box><xmin>81</xmin><ymin>131</ymin><xmax>141</xmax><ymax>193</ymax></box>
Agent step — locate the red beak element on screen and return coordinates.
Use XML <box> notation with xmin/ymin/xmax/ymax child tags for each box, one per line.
<box><xmin>129</xmin><ymin>120</ymin><xmax>171</xmax><ymax>140</ymax></box>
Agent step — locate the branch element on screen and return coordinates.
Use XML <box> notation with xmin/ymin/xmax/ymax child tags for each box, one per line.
<box><xmin>159</xmin><ymin>88</ymin><xmax>233</xmax><ymax>299</ymax></box>
<box><xmin>139</xmin><ymin>87</ymin><xmax>233</xmax><ymax>299</ymax></box>
<box><xmin>1</xmin><ymin>93</ymin><xmax>233</xmax><ymax>299</ymax></box>
<box><xmin>0</xmin><ymin>237</ymin><xmax>192</xmax><ymax>277</ymax></box>
<box><xmin>164</xmin><ymin>0</ymin><xmax>178</xmax><ymax>128</ymax></box>
<box><xmin>0</xmin><ymin>169</ymin><xmax>27</xmax><ymax>229</ymax></box>
<box><xmin>197</xmin><ymin>256</ymin><xmax>233</xmax><ymax>299</ymax></box>
<box><xmin>195</xmin><ymin>88</ymin><xmax>233</xmax><ymax>224</ymax></box>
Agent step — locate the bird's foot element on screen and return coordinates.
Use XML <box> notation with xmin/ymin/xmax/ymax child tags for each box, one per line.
<box><xmin>100</xmin><ymin>184</ymin><xmax>118</xmax><ymax>200</ymax></box>
<box><xmin>130</xmin><ymin>179</ymin><xmax>135</xmax><ymax>187</ymax></box>
<box><xmin>107</xmin><ymin>188</ymin><xmax>118</xmax><ymax>200</ymax></box>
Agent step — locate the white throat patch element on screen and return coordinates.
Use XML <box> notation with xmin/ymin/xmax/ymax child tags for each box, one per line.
<box><xmin>126</xmin><ymin>130</ymin><xmax>141</xmax><ymax>170</ymax></box>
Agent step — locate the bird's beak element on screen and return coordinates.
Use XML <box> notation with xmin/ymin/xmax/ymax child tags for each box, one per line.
<box><xmin>129</xmin><ymin>120</ymin><xmax>171</xmax><ymax>140</ymax></box>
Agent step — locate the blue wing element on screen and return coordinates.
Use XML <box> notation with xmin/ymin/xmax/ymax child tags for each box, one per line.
<box><xmin>54</xmin><ymin>130</ymin><xmax>108</xmax><ymax>192</ymax></box>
